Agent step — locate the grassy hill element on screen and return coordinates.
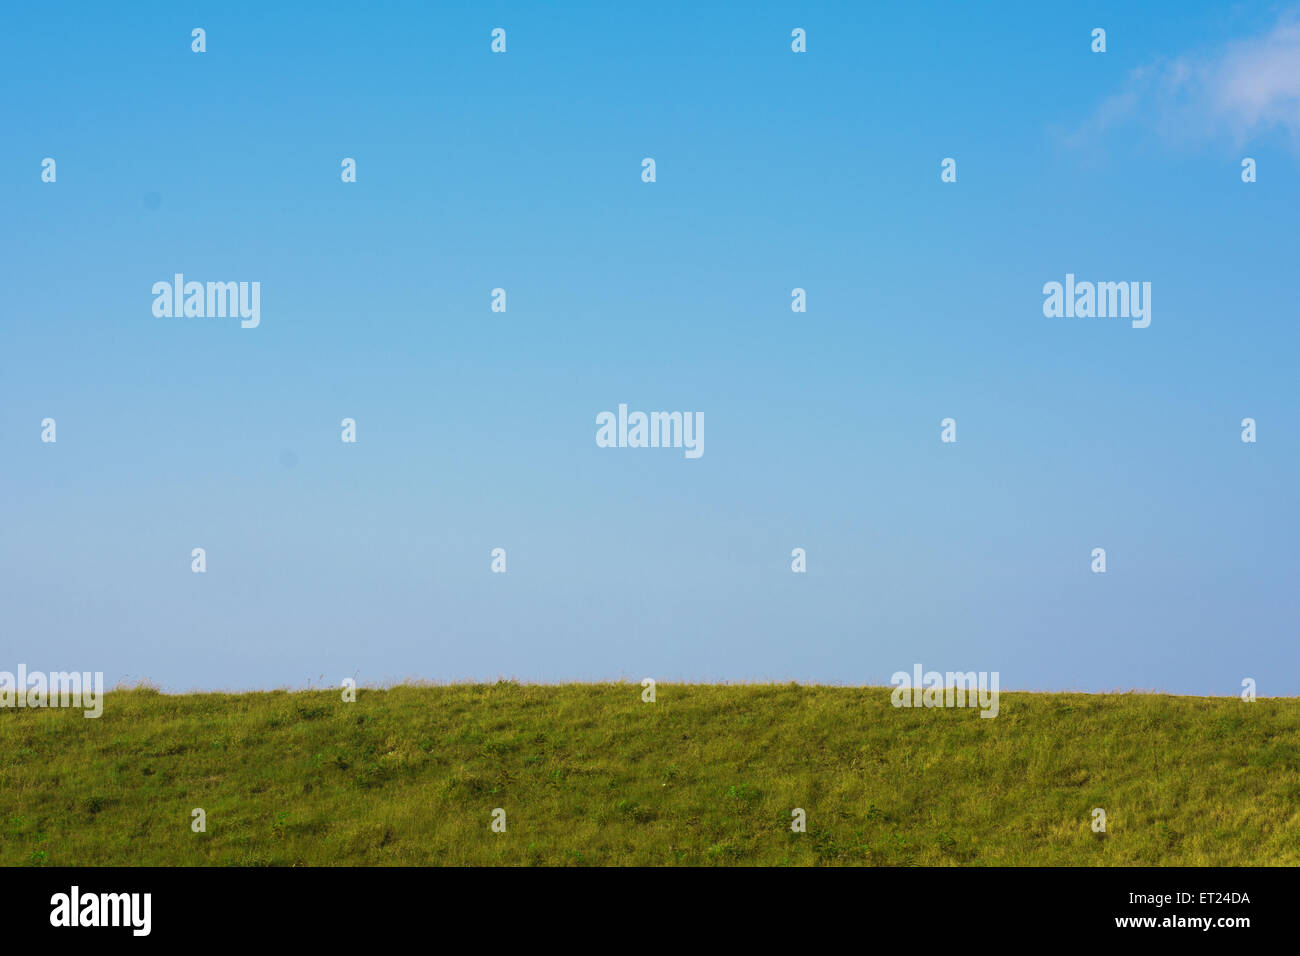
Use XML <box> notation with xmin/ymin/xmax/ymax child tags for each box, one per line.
<box><xmin>2</xmin><ymin>683</ymin><xmax>1297</xmax><ymax>866</ymax></box>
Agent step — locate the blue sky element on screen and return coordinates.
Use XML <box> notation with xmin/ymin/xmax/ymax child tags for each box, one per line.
<box><xmin>2</xmin><ymin>1</ymin><xmax>1297</xmax><ymax>694</ymax></box>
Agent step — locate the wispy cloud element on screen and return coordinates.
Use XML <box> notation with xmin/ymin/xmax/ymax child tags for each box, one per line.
<box><xmin>1069</xmin><ymin>14</ymin><xmax>1300</xmax><ymax>153</ymax></box>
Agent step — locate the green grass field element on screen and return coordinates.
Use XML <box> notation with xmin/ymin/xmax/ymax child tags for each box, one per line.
<box><xmin>2</xmin><ymin>683</ymin><xmax>1297</xmax><ymax>866</ymax></box>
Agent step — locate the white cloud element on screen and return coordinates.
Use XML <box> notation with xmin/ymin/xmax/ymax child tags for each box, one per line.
<box><xmin>1212</xmin><ymin>20</ymin><xmax>1300</xmax><ymax>133</ymax></box>
<box><xmin>1071</xmin><ymin>15</ymin><xmax>1300</xmax><ymax>152</ymax></box>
